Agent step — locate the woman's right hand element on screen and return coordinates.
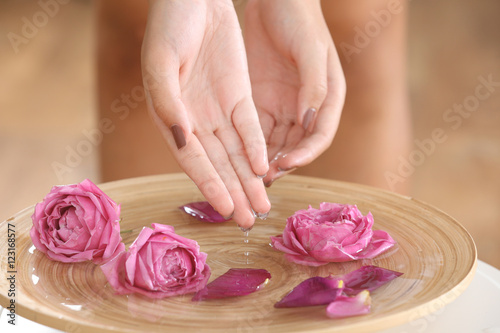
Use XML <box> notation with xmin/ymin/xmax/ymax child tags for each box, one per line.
<box><xmin>141</xmin><ymin>0</ymin><xmax>270</xmax><ymax>229</ymax></box>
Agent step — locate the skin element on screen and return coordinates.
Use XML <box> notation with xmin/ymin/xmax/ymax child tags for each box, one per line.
<box><xmin>142</xmin><ymin>0</ymin><xmax>270</xmax><ymax>229</ymax></box>
<box><xmin>97</xmin><ymin>0</ymin><xmax>411</xmax><ymax>229</ymax></box>
<box><xmin>244</xmin><ymin>0</ymin><xmax>346</xmax><ymax>186</ymax></box>
<box><xmin>142</xmin><ymin>0</ymin><xmax>345</xmax><ymax>229</ymax></box>
<box><xmin>297</xmin><ymin>0</ymin><xmax>411</xmax><ymax>195</ymax></box>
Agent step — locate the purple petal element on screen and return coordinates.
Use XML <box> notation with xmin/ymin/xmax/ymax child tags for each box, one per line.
<box><xmin>342</xmin><ymin>265</ymin><xmax>403</xmax><ymax>296</ymax></box>
<box><xmin>326</xmin><ymin>290</ymin><xmax>371</xmax><ymax>319</ymax></box>
<box><xmin>192</xmin><ymin>268</ymin><xmax>271</xmax><ymax>301</ymax></box>
<box><xmin>274</xmin><ymin>277</ymin><xmax>343</xmax><ymax>308</ymax></box>
<box><xmin>179</xmin><ymin>201</ymin><xmax>229</xmax><ymax>223</ymax></box>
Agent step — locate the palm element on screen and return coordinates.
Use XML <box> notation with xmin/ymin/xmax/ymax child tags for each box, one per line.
<box><xmin>244</xmin><ymin>0</ymin><xmax>346</xmax><ymax>185</ymax></box>
<box><xmin>245</xmin><ymin>16</ymin><xmax>305</xmax><ymax>162</ymax></box>
<box><xmin>142</xmin><ymin>0</ymin><xmax>270</xmax><ymax>228</ymax></box>
<box><xmin>180</xmin><ymin>13</ymin><xmax>249</xmax><ymax>126</ymax></box>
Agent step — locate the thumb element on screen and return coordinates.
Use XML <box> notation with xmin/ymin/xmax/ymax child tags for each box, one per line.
<box><xmin>295</xmin><ymin>42</ymin><xmax>329</xmax><ymax>132</ymax></box>
<box><xmin>142</xmin><ymin>63</ymin><xmax>192</xmax><ymax>151</ymax></box>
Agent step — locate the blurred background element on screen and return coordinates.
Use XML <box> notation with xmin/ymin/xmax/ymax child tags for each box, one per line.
<box><xmin>1</xmin><ymin>0</ymin><xmax>499</xmax><ymax>268</ymax></box>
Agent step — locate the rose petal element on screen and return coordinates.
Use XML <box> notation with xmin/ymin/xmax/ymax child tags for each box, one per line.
<box><xmin>271</xmin><ymin>235</ymin><xmax>305</xmax><ymax>256</ymax></box>
<box><xmin>102</xmin><ymin>223</ymin><xmax>211</xmax><ymax>299</ymax></box>
<box><xmin>100</xmin><ymin>252</ymin><xmax>130</xmax><ymax>294</ymax></box>
<box><xmin>270</xmin><ymin>202</ymin><xmax>396</xmax><ymax>266</ymax></box>
<box><xmin>30</xmin><ymin>179</ymin><xmax>124</xmax><ymax>264</ymax></box>
<box><xmin>179</xmin><ymin>201</ymin><xmax>229</xmax><ymax>223</ymax></box>
<box><xmin>192</xmin><ymin>268</ymin><xmax>271</xmax><ymax>301</ymax></box>
<box><xmin>274</xmin><ymin>277</ymin><xmax>343</xmax><ymax>308</ymax></box>
<box><xmin>341</xmin><ymin>265</ymin><xmax>403</xmax><ymax>296</ymax></box>
<box><xmin>326</xmin><ymin>290</ymin><xmax>371</xmax><ymax>319</ymax></box>
<box><xmin>355</xmin><ymin>229</ymin><xmax>397</xmax><ymax>260</ymax></box>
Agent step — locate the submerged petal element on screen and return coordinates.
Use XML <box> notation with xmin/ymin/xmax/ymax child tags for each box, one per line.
<box><xmin>192</xmin><ymin>268</ymin><xmax>271</xmax><ymax>301</ymax></box>
<box><xmin>179</xmin><ymin>201</ymin><xmax>229</xmax><ymax>223</ymax></box>
<box><xmin>326</xmin><ymin>290</ymin><xmax>371</xmax><ymax>319</ymax></box>
<box><xmin>274</xmin><ymin>277</ymin><xmax>343</xmax><ymax>308</ymax></box>
<box><xmin>283</xmin><ymin>253</ymin><xmax>329</xmax><ymax>267</ymax></box>
<box><xmin>342</xmin><ymin>265</ymin><xmax>403</xmax><ymax>296</ymax></box>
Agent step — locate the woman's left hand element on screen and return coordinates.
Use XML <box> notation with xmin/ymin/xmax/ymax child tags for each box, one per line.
<box><xmin>244</xmin><ymin>0</ymin><xmax>346</xmax><ymax>186</ymax></box>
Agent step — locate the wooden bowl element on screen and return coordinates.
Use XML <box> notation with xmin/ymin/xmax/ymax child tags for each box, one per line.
<box><xmin>0</xmin><ymin>174</ymin><xmax>477</xmax><ymax>332</ymax></box>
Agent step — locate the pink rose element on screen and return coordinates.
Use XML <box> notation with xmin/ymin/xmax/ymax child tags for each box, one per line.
<box><xmin>101</xmin><ymin>223</ymin><xmax>211</xmax><ymax>298</ymax></box>
<box><xmin>30</xmin><ymin>179</ymin><xmax>124</xmax><ymax>264</ymax></box>
<box><xmin>271</xmin><ymin>202</ymin><xmax>396</xmax><ymax>266</ymax></box>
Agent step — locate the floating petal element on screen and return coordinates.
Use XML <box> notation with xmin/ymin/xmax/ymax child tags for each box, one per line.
<box><xmin>179</xmin><ymin>201</ymin><xmax>228</xmax><ymax>223</ymax></box>
<box><xmin>326</xmin><ymin>290</ymin><xmax>371</xmax><ymax>319</ymax></box>
<box><xmin>275</xmin><ymin>277</ymin><xmax>343</xmax><ymax>308</ymax></box>
<box><xmin>192</xmin><ymin>268</ymin><xmax>271</xmax><ymax>301</ymax></box>
<box><xmin>342</xmin><ymin>265</ymin><xmax>403</xmax><ymax>296</ymax></box>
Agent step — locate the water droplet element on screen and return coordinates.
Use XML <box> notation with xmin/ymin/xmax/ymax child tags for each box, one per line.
<box><xmin>243</xmin><ymin>230</ymin><xmax>251</xmax><ymax>264</ymax></box>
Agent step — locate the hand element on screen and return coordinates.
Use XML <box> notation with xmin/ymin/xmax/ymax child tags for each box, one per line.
<box><xmin>141</xmin><ymin>0</ymin><xmax>270</xmax><ymax>229</ymax></box>
<box><xmin>244</xmin><ymin>0</ymin><xmax>346</xmax><ymax>186</ymax></box>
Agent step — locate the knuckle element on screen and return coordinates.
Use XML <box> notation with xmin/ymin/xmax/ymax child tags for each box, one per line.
<box><xmin>197</xmin><ymin>175</ymin><xmax>222</xmax><ymax>199</ymax></box>
<box><xmin>181</xmin><ymin>148</ymin><xmax>204</xmax><ymax>165</ymax></box>
<box><xmin>311</xmin><ymin>81</ymin><xmax>329</xmax><ymax>104</ymax></box>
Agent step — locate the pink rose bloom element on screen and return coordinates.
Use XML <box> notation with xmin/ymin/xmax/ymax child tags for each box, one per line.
<box><xmin>271</xmin><ymin>202</ymin><xmax>396</xmax><ymax>266</ymax></box>
<box><xmin>30</xmin><ymin>179</ymin><xmax>124</xmax><ymax>264</ymax></box>
<box><xmin>101</xmin><ymin>223</ymin><xmax>211</xmax><ymax>298</ymax></box>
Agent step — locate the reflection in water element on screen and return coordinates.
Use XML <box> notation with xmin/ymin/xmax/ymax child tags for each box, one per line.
<box><xmin>28</xmin><ymin>249</ymin><xmax>105</xmax><ymax>315</ymax></box>
<box><xmin>31</xmin><ymin>273</ymin><xmax>39</xmax><ymax>285</ymax></box>
<box><xmin>61</xmin><ymin>303</ymin><xmax>83</xmax><ymax>311</ymax></box>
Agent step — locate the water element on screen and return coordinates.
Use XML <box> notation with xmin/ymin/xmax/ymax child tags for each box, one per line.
<box><xmin>244</xmin><ymin>230</ymin><xmax>250</xmax><ymax>264</ymax></box>
<box><xmin>241</xmin><ymin>229</ymin><xmax>252</xmax><ymax>264</ymax></box>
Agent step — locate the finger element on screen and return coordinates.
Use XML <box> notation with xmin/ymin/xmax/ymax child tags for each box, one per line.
<box><xmin>262</xmin><ymin>125</ymin><xmax>304</xmax><ymax>186</ymax></box>
<box><xmin>267</xmin><ymin>121</ymin><xmax>292</xmax><ymax>163</ymax></box>
<box><xmin>142</xmin><ymin>66</ymin><xmax>235</xmax><ymax>215</ymax></box>
<box><xmin>142</xmin><ymin>63</ymin><xmax>237</xmax><ymax>214</ymax></box>
<box><xmin>295</xmin><ymin>39</ymin><xmax>329</xmax><ymax>132</ymax></box>
<box><xmin>278</xmin><ymin>47</ymin><xmax>346</xmax><ymax>170</ymax></box>
<box><xmin>142</xmin><ymin>45</ymin><xmax>192</xmax><ymax>150</ymax></box>
<box><xmin>277</xmin><ymin>104</ymin><xmax>340</xmax><ymax>171</ymax></box>
<box><xmin>257</xmin><ymin>109</ymin><xmax>275</xmax><ymax>144</ymax></box>
<box><xmin>216</xmin><ymin>124</ymin><xmax>271</xmax><ymax>220</ymax></box>
<box><xmin>281</xmin><ymin>124</ymin><xmax>305</xmax><ymax>156</ymax></box>
<box><xmin>232</xmin><ymin>97</ymin><xmax>269</xmax><ymax>177</ymax></box>
<box><xmin>155</xmin><ymin>123</ymin><xmax>234</xmax><ymax>218</ymax></box>
<box><xmin>197</xmin><ymin>132</ymin><xmax>256</xmax><ymax>229</ymax></box>
<box><xmin>263</xmin><ymin>157</ymin><xmax>294</xmax><ymax>187</ymax></box>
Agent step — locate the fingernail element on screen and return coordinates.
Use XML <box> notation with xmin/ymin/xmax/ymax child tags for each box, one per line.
<box><xmin>170</xmin><ymin>124</ymin><xmax>186</xmax><ymax>149</ymax></box>
<box><xmin>264</xmin><ymin>180</ymin><xmax>273</xmax><ymax>187</ymax></box>
<box><xmin>278</xmin><ymin>166</ymin><xmax>296</xmax><ymax>172</ymax></box>
<box><xmin>302</xmin><ymin>108</ymin><xmax>316</xmax><ymax>131</ymax></box>
<box><xmin>257</xmin><ymin>173</ymin><xmax>267</xmax><ymax>179</ymax></box>
<box><xmin>272</xmin><ymin>152</ymin><xmax>283</xmax><ymax>162</ymax></box>
<box><xmin>223</xmin><ymin>212</ymin><xmax>234</xmax><ymax>220</ymax></box>
<box><xmin>239</xmin><ymin>225</ymin><xmax>253</xmax><ymax>232</ymax></box>
<box><xmin>256</xmin><ymin>211</ymin><xmax>269</xmax><ymax>220</ymax></box>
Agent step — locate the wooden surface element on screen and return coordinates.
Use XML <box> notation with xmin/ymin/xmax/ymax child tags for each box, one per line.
<box><xmin>0</xmin><ymin>174</ymin><xmax>477</xmax><ymax>333</ymax></box>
